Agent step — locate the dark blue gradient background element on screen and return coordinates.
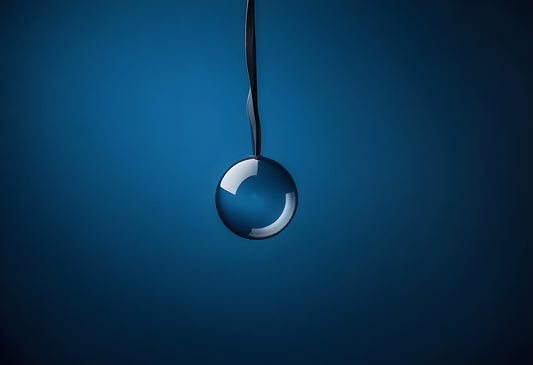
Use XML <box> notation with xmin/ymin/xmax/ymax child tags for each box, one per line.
<box><xmin>1</xmin><ymin>1</ymin><xmax>532</xmax><ymax>364</ymax></box>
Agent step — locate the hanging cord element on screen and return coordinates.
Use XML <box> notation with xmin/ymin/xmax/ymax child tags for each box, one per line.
<box><xmin>246</xmin><ymin>0</ymin><xmax>261</xmax><ymax>156</ymax></box>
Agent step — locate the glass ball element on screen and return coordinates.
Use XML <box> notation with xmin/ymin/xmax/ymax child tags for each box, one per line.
<box><xmin>216</xmin><ymin>156</ymin><xmax>298</xmax><ymax>239</ymax></box>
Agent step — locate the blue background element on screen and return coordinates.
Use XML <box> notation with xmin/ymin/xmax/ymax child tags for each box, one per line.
<box><xmin>1</xmin><ymin>1</ymin><xmax>532</xmax><ymax>364</ymax></box>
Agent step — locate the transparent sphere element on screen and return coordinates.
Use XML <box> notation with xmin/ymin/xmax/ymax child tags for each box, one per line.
<box><xmin>216</xmin><ymin>156</ymin><xmax>298</xmax><ymax>239</ymax></box>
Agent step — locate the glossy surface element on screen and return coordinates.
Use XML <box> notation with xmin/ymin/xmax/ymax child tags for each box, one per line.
<box><xmin>216</xmin><ymin>156</ymin><xmax>298</xmax><ymax>239</ymax></box>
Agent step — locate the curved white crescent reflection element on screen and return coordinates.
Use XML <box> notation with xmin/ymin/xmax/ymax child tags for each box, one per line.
<box><xmin>219</xmin><ymin>159</ymin><xmax>259</xmax><ymax>195</ymax></box>
<box><xmin>249</xmin><ymin>192</ymin><xmax>296</xmax><ymax>238</ymax></box>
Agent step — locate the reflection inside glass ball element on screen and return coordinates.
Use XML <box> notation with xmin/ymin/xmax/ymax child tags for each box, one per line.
<box><xmin>216</xmin><ymin>156</ymin><xmax>298</xmax><ymax>239</ymax></box>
